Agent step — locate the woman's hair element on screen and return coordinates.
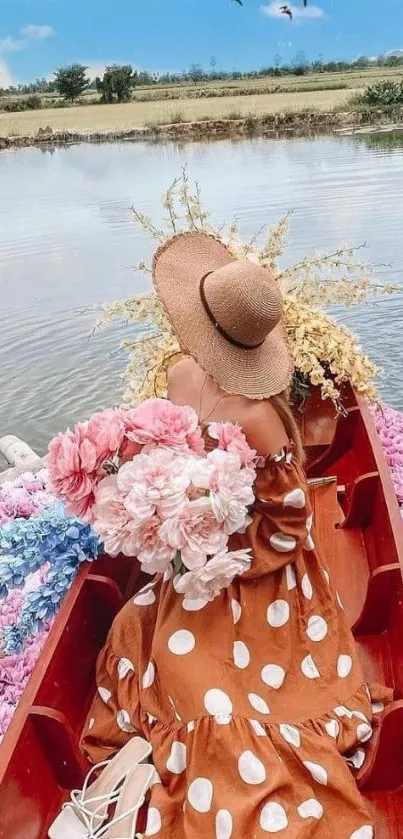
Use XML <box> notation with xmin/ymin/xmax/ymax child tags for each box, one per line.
<box><xmin>270</xmin><ymin>391</ymin><xmax>305</xmax><ymax>465</ymax></box>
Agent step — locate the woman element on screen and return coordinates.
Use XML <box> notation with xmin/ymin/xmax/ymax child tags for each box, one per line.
<box><xmin>80</xmin><ymin>232</ymin><xmax>390</xmax><ymax>838</ymax></box>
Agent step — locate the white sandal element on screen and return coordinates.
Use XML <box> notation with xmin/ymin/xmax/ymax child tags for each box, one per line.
<box><xmin>48</xmin><ymin>737</ymin><xmax>152</xmax><ymax>839</ymax></box>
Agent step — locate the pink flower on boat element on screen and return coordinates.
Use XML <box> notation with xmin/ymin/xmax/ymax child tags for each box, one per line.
<box><xmin>117</xmin><ymin>448</ymin><xmax>192</xmax><ymax>521</ymax></box>
<box><xmin>92</xmin><ymin>475</ymin><xmax>139</xmax><ymax>556</ymax></box>
<box><xmin>159</xmin><ymin>498</ymin><xmax>227</xmax><ymax>569</ymax></box>
<box><xmin>209</xmin><ymin>422</ymin><xmax>257</xmax><ymax>467</ymax></box>
<box><xmin>127</xmin><ymin>398</ymin><xmax>202</xmax><ymax>452</ymax></box>
<box><xmin>175</xmin><ymin>548</ymin><xmax>252</xmax><ymax>601</ymax></box>
<box><xmin>46</xmin><ymin>422</ymin><xmax>98</xmax><ymax>518</ymax></box>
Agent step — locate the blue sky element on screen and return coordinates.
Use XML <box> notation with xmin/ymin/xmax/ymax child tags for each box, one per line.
<box><xmin>1</xmin><ymin>0</ymin><xmax>403</xmax><ymax>86</ymax></box>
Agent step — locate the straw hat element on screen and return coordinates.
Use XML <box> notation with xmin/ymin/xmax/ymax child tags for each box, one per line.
<box><xmin>152</xmin><ymin>231</ymin><xmax>292</xmax><ymax>399</ymax></box>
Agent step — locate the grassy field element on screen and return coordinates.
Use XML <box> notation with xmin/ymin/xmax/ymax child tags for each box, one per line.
<box><xmin>0</xmin><ymin>88</ymin><xmax>353</xmax><ymax>137</ymax></box>
<box><xmin>1</xmin><ymin>66</ymin><xmax>402</xmax><ymax>138</ymax></box>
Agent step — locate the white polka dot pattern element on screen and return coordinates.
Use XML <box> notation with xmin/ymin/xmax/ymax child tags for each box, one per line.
<box><xmin>260</xmin><ymin>802</ymin><xmax>288</xmax><ymax>832</ymax></box>
<box><xmin>301</xmin><ymin>654</ymin><xmax>320</xmax><ymax>679</ymax></box>
<box><xmin>337</xmin><ymin>654</ymin><xmax>353</xmax><ymax>678</ymax></box>
<box><xmin>98</xmin><ymin>686</ymin><xmax>111</xmax><ymax>703</ymax></box>
<box><xmin>306</xmin><ymin>615</ymin><xmax>328</xmax><ymax>642</ymax></box>
<box><xmin>133</xmin><ymin>588</ymin><xmax>156</xmax><ymax>606</ymax></box>
<box><xmin>248</xmin><ymin>693</ymin><xmax>271</xmax><ymax>714</ymax></box>
<box><xmin>183</xmin><ymin>597</ymin><xmax>208</xmax><ymax>611</ymax></box>
<box><xmin>168</xmin><ymin>630</ymin><xmax>195</xmax><ymax>655</ymax></box>
<box><xmin>238</xmin><ymin>750</ymin><xmax>266</xmax><ymax>784</ymax></box>
<box><xmin>231</xmin><ymin>599</ymin><xmax>242</xmax><ymax>624</ymax></box>
<box><xmin>297</xmin><ymin>798</ymin><xmax>323</xmax><ymax>820</ymax></box>
<box><xmin>215</xmin><ymin>809</ymin><xmax>233</xmax><ymax>839</ymax></box>
<box><xmin>267</xmin><ymin>600</ymin><xmax>290</xmax><ymax>628</ymax></box>
<box><xmin>145</xmin><ymin>806</ymin><xmax>161</xmax><ymax>836</ymax></box>
<box><xmin>303</xmin><ymin>760</ymin><xmax>328</xmax><ymax>785</ymax></box>
<box><xmin>187</xmin><ymin>777</ymin><xmax>214</xmax><ymax>813</ymax></box>
<box><xmin>349</xmin><ymin>828</ymin><xmax>373</xmax><ymax>839</ymax></box>
<box><xmin>261</xmin><ymin>664</ymin><xmax>286</xmax><ymax>689</ymax></box>
<box><xmin>304</xmin><ymin>534</ymin><xmax>315</xmax><ymax>552</ymax></box>
<box><xmin>117</xmin><ymin>657</ymin><xmax>134</xmax><ymax>679</ymax></box>
<box><xmin>283</xmin><ymin>488</ymin><xmax>305</xmax><ymax>508</ymax></box>
<box><xmin>166</xmin><ymin>741</ymin><xmax>186</xmax><ymax>774</ymax></box>
<box><xmin>233</xmin><ymin>641</ymin><xmax>250</xmax><ymax>670</ymax></box>
<box><xmin>357</xmin><ymin>723</ymin><xmax>372</xmax><ymax>743</ymax></box>
<box><xmin>301</xmin><ymin>573</ymin><xmax>313</xmax><ymax>600</ymax></box>
<box><xmin>142</xmin><ymin>661</ymin><xmax>155</xmax><ymax>690</ymax></box>
<box><xmin>204</xmin><ymin>689</ymin><xmax>233</xmax><ymax>716</ymax></box>
<box><xmin>285</xmin><ymin>563</ymin><xmax>296</xmax><ymax>590</ymax></box>
<box><xmin>250</xmin><ymin>719</ymin><xmax>267</xmax><ymax>736</ymax></box>
<box><xmin>279</xmin><ymin>724</ymin><xmax>301</xmax><ymax>748</ymax></box>
<box><xmin>116</xmin><ymin>709</ymin><xmax>135</xmax><ymax>733</ymax></box>
<box><xmin>325</xmin><ymin>719</ymin><xmax>340</xmax><ymax>739</ymax></box>
<box><xmin>270</xmin><ymin>533</ymin><xmax>297</xmax><ymax>553</ymax></box>
<box><xmin>347</xmin><ymin>749</ymin><xmax>366</xmax><ymax>770</ymax></box>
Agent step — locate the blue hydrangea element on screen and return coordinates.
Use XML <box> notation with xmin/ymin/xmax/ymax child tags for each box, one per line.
<box><xmin>0</xmin><ymin>502</ymin><xmax>102</xmax><ymax>653</ymax></box>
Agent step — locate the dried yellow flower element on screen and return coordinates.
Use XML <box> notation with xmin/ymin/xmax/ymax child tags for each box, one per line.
<box><xmin>97</xmin><ymin>171</ymin><xmax>398</xmax><ymax>408</ymax></box>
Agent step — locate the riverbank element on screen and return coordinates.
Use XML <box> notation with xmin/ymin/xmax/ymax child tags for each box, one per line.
<box><xmin>1</xmin><ymin>108</ymin><xmax>402</xmax><ymax>150</ymax></box>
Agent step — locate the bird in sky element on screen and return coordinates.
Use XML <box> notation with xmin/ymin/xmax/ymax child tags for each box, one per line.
<box><xmin>280</xmin><ymin>5</ymin><xmax>293</xmax><ymax>19</ymax></box>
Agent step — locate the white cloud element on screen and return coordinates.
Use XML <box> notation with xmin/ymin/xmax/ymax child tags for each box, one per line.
<box><xmin>262</xmin><ymin>3</ymin><xmax>325</xmax><ymax>20</ymax></box>
<box><xmin>0</xmin><ymin>36</ymin><xmax>26</xmax><ymax>54</ymax></box>
<box><xmin>21</xmin><ymin>25</ymin><xmax>55</xmax><ymax>41</ymax></box>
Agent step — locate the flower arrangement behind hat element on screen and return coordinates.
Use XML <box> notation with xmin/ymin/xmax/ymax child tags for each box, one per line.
<box><xmin>97</xmin><ymin>169</ymin><xmax>398</xmax><ymax>412</ymax></box>
<box><xmin>46</xmin><ymin>399</ymin><xmax>255</xmax><ymax>601</ymax></box>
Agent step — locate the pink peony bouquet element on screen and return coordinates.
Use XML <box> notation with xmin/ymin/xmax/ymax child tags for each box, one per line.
<box><xmin>47</xmin><ymin>399</ymin><xmax>256</xmax><ymax>600</ymax></box>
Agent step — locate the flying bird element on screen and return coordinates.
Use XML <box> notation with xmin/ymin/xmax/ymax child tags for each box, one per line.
<box><xmin>280</xmin><ymin>5</ymin><xmax>293</xmax><ymax>19</ymax></box>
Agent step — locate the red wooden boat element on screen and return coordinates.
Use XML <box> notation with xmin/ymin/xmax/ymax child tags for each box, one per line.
<box><xmin>1</xmin><ymin>384</ymin><xmax>403</xmax><ymax>839</ymax></box>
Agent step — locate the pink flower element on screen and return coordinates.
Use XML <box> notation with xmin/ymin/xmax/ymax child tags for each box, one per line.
<box><xmin>186</xmin><ymin>429</ymin><xmax>205</xmax><ymax>456</ymax></box>
<box><xmin>128</xmin><ymin>398</ymin><xmax>200</xmax><ymax>452</ymax></box>
<box><xmin>87</xmin><ymin>408</ymin><xmax>130</xmax><ymax>465</ymax></box>
<box><xmin>117</xmin><ymin>448</ymin><xmax>192</xmax><ymax>521</ymax></box>
<box><xmin>130</xmin><ymin>515</ymin><xmax>175</xmax><ymax>574</ymax></box>
<box><xmin>92</xmin><ymin>475</ymin><xmax>139</xmax><ymax>556</ymax></box>
<box><xmin>159</xmin><ymin>498</ymin><xmax>227</xmax><ymax>569</ymax></box>
<box><xmin>209</xmin><ymin>422</ymin><xmax>257</xmax><ymax>467</ymax></box>
<box><xmin>192</xmin><ymin>449</ymin><xmax>256</xmax><ymax>534</ymax></box>
<box><xmin>175</xmin><ymin>548</ymin><xmax>252</xmax><ymax>601</ymax></box>
<box><xmin>46</xmin><ymin>423</ymin><xmax>98</xmax><ymax>517</ymax></box>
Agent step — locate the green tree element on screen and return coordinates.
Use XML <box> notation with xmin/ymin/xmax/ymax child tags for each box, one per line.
<box><xmin>54</xmin><ymin>64</ymin><xmax>89</xmax><ymax>102</ymax></box>
<box><xmin>188</xmin><ymin>64</ymin><xmax>204</xmax><ymax>84</ymax></box>
<box><xmin>96</xmin><ymin>65</ymin><xmax>137</xmax><ymax>104</ymax></box>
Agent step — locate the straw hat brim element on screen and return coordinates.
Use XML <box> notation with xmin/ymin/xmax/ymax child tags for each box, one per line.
<box><xmin>152</xmin><ymin>231</ymin><xmax>293</xmax><ymax>399</ymax></box>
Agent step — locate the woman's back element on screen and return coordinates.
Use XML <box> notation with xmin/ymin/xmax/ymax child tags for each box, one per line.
<box><xmin>168</xmin><ymin>357</ymin><xmax>289</xmax><ymax>459</ymax></box>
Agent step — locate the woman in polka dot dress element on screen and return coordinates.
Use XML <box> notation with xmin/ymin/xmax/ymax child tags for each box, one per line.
<box><xmin>82</xmin><ymin>232</ymin><xmax>391</xmax><ymax>838</ymax></box>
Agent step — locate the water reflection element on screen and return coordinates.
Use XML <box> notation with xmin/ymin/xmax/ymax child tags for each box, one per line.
<box><xmin>0</xmin><ymin>133</ymin><xmax>402</xmax><ymax>456</ymax></box>
<box><xmin>354</xmin><ymin>128</ymin><xmax>403</xmax><ymax>152</ymax></box>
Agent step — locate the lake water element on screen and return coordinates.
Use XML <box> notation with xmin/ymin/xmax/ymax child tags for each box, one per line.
<box><xmin>0</xmin><ymin>132</ymin><xmax>402</xmax><ymax>459</ymax></box>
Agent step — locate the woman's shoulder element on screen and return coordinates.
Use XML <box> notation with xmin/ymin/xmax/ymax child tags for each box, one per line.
<box><xmin>241</xmin><ymin>400</ymin><xmax>289</xmax><ymax>460</ymax></box>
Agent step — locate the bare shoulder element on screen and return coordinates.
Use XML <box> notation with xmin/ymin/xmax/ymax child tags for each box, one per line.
<box><xmin>241</xmin><ymin>400</ymin><xmax>288</xmax><ymax>458</ymax></box>
<box><xmin>167</xmin><ymin>357</ymin><xmax>200</xmax><ymax>402</ymax></box>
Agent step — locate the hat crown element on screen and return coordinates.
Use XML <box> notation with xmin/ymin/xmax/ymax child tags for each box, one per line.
<box><xmin>202</xmin><ymin>260</ymin><xmax>283</xmax><ymax>348</ymax></box>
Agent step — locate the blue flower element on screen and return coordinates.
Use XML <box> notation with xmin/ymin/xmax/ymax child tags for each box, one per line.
<box><xmin>0</xmin><ymin>502</ymin><xmax>102</xmax><ymax>653</ymax></box>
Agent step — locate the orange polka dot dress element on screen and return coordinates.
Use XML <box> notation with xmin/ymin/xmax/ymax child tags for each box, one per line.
<box><xmin>81</xmin><ymin>446</ymin><xmax>392</xmax><ymax>839</ymax></box>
